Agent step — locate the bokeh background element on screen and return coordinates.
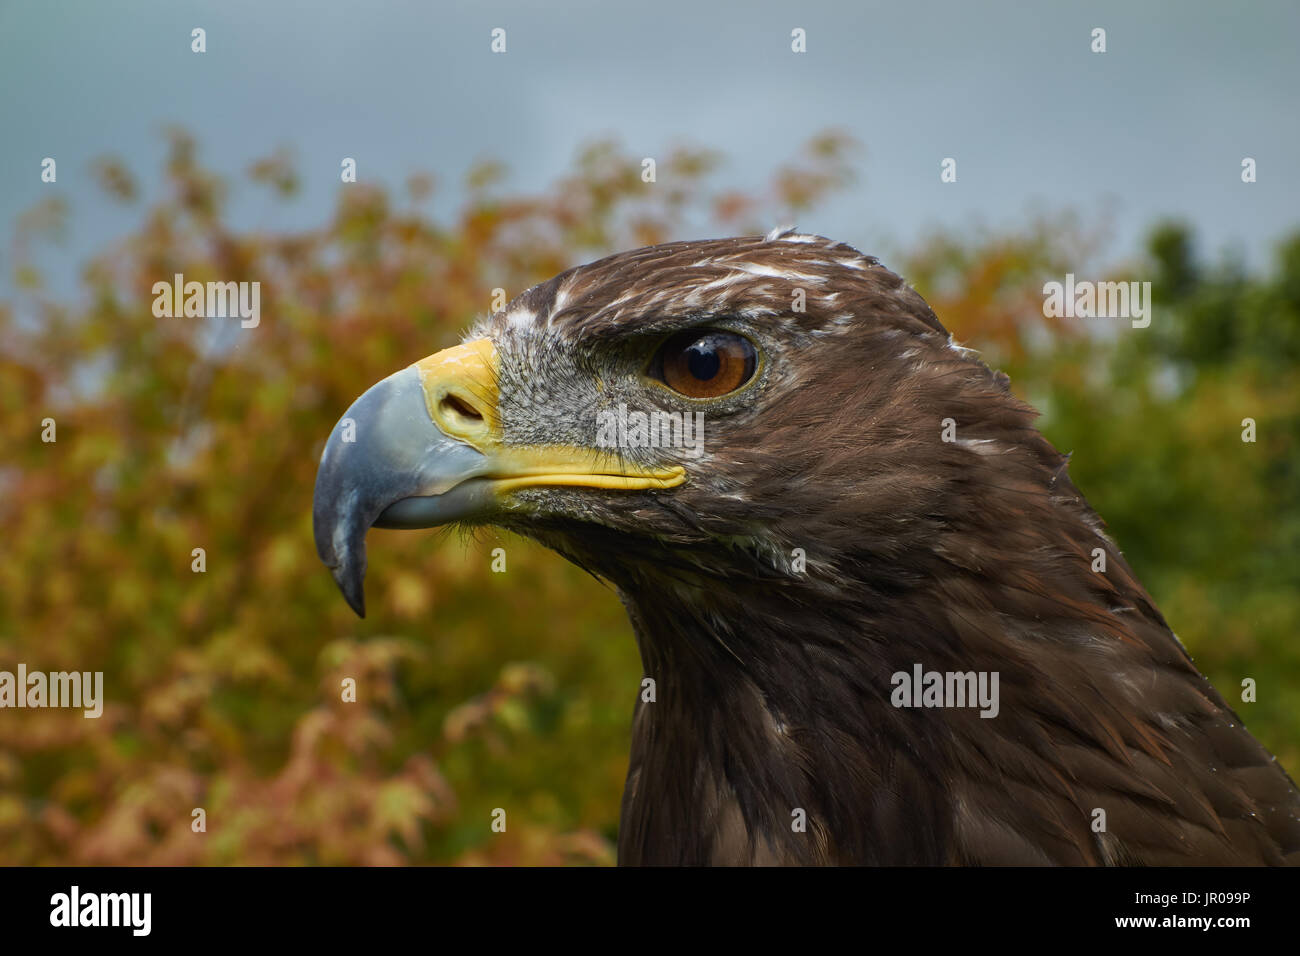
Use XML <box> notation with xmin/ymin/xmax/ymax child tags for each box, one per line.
<box><xmin>1</xmin><ymin>1</ymin><xmax>1297</xmax><ymax>864</ymax></box>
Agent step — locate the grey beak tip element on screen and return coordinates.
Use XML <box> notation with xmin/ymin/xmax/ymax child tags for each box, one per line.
<box><xmin>327</xmin><ymin>550</ymin><xmax>368</xmax><ymax>619</ymax></box>
<box><xmin>313</xmin><ymin>364</ymin><xmax>491</xmax><ymax>619</ymax></box>
<box><xmin>342</xmin><ymin>581</ymin><xmax>367</xmax><ymax>619</ymax></box>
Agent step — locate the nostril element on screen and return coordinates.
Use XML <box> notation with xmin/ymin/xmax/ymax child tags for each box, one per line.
<box><xmin>441</xmin><ymin>393</ymin><xmax>483</xmax><ymax>423</ymax></box>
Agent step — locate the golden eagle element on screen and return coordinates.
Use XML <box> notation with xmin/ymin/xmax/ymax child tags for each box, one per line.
<box><xmin>312</xmin><ymin>231</ymin><xmax>1299</xmax><ymax>865</ymax></box>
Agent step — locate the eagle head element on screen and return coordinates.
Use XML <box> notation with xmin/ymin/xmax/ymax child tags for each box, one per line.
<box><xmin>312</xmin><ymin>231</ymin><xmax>1300</xmax><ymax>865</ymax></box>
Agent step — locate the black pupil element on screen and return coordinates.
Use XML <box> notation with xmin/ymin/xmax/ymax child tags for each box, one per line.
<box><xmin>685</xmin><ymin>340</ymin><xmax>721</xmax><ymax>380</ymax></box>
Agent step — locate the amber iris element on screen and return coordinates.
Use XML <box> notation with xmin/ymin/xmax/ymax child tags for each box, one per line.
<box><xmin>656</xmin><ymin>330</ymin><xmax>757</xmax><ymax>398</ymax></box>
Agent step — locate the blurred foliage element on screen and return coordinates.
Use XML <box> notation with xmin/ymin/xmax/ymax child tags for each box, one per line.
<box><xmin>0</xmin><ymin>128</ymin><xmax>1295</xmax><ymax>864</ymax></box>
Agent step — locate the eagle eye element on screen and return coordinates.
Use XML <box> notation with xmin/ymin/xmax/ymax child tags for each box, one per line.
<box><xmin>652</xmin><ymin>329</ymin><xmax>757</xmax><ymax>399</ymax></box>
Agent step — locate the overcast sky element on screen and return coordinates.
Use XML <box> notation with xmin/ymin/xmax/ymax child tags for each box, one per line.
<box><xmin>2</xmin><ymin>0</ymin><xmax>1297</xmax><ymax>300</ymax></box>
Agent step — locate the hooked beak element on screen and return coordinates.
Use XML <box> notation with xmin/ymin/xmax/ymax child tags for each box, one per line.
<box><xmin>312</xmin><ymin>339</ymin><xmax>685</xmax><ymax>617</ymax></box>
